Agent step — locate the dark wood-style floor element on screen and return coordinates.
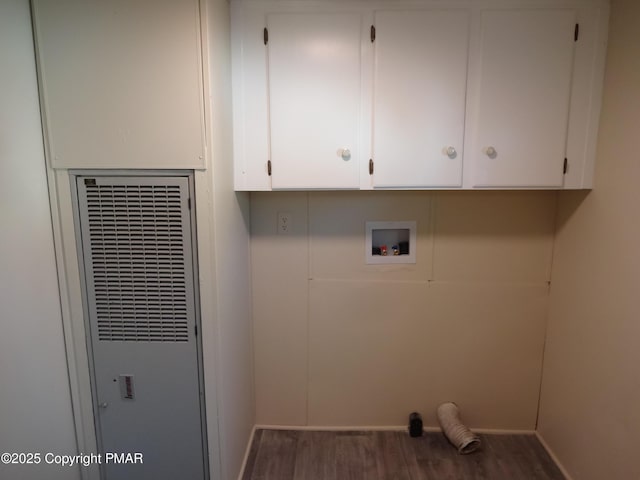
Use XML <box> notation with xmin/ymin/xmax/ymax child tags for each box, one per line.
<box><xmin>242</xmin><ymin>429</ymin><xmax>565</xmax><ymax>480</ymax></box>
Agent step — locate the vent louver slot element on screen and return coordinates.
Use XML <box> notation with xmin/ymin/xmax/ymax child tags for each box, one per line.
<box><xmin>83</xmin><ymin>183</ymin><xmax>190</xmax><ymax>342</ymax></box>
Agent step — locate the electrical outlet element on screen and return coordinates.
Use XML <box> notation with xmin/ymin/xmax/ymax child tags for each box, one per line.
<box><xmin>278</xmin><ymin>212</ymin><xmax>291</xmax><ymax>235</ymax></box>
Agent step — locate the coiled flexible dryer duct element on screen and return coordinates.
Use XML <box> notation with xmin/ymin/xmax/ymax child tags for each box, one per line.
<box><xmin>436</xmin><ymin>402</ymin><xmax>481</xmax><ymax>454</ymax></box>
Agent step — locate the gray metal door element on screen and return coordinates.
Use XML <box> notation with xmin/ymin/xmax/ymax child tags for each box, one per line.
<box><xmin>76</xmin><ymin>175</ymin><xmax>207</xmax><ymax>480</ymax></box>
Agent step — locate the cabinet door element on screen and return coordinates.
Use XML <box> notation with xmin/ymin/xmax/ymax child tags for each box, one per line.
<box><xmin>267</xmin><ymin>13</ymin><xmax>363</xmax><ymax>189</ymax></box>
<box><xmin>373</xmin><ymin>10</ymin><xmax>469</xmax><ymax>188</ymax></box>
<box><xmin>470</xmin><ymin>10</ymin><xmax>576</xmax><ymax>187</ymax></box>
<box><xmin>32</xmin><ymin>0</ymin><xmax>205</xmax><ymax>170</ymax></box>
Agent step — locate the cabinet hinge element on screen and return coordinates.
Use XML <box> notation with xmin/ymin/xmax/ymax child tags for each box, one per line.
<box><xmin>264</xmin><ymin>27</ymin><xmax>269</xmax><ymax>45</ymax></box>
<box><xmin>267</xmin><ymin>160</ymin><xmax>272</xmax><ymax>176</ymax></box>
<box><xmin>563</xmin><ymin>158</ymin><xmax>568</xmax><ymax>174</ymax></box>
<box><xmin>574</xmin><ymin>23</ymin><xmax>579</xmax><ymax>42</ymax></box>
<box><xmin>369</xmin><ymin>159</ymin><xmax>374</xmax><ymax>175</ymax></box>
<box><xmin>370</xmin><ymin>25</ymin><xmax>376</xmax><ymax>43</ymax></box>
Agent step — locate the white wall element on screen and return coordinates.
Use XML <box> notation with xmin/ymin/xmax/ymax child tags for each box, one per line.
<box><xmin>251</xmin><ymin>191</ymin><xmax>556</xmax><ymax>429</ymax></box>
<box><xmin>537</xmin><ymin>0</ymin><xmax>640</xmax><ymax>478</ymax></box>
<box><xmin>0</xmin><ymin>1</ymin><xmax>79</xmax><ymax>479</ymax></box>
<box><xmin>207</xmin><ymin>1</ymin><xmax>255</xmax><ymax>478</ymax></box>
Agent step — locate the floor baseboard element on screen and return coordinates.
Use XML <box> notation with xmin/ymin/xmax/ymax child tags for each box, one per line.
<box><xmin>535</xmin><ymin>431</ymin><xmax>574</xmax><ymax>480</ymax></box>
<box><xmin>254</xmin><ymin>424</ymin><xmax>536</xmax><ymax>436</ymax></box>
<box><xmin>237</xmin><ymin>425</ymin><xmax>257</xmax><ymax>480</ymax></box>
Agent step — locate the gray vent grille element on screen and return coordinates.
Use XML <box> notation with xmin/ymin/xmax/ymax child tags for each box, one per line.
<box><xmin>83</xmin><ymin>183</ymin><xmax>190</xmax><ymax>342</ymax></box>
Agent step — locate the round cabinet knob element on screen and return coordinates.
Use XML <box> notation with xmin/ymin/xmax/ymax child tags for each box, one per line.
<box><xmin>340</xmin><ymin>148</ymin><xmax>351</xmax><ymax>161</ymax></box>
<box><xmin>99</xmin><ymin>402</ymin><xmax>109</xmax><ymax>409</ymax></box>
<box><xmin>485</xmin><ymin>146</ymin><xmax>497</xmax><ymax>158</ymax></box>
<box><xmin>445</xmin><ymin>146</ymin><xmax>457</xmax><ymax>159</ymax></box>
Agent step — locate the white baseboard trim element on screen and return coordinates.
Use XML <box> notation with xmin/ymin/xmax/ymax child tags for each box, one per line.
<box><xmin>255</xmin><ymin>424</ymin><xmax>407</xmax><ymax>432</ymax></box>
<box><xmin>471</xmin><ymin>428</ymin><xmax>536</xmax><ymax>435</ymax></box>
<box><xmin>254</xmin><ymin>424</ymin><xmax>536</xmax><ymax>436</ymax></box>
<box><xmin>237</xmin><ymin>424</ymin><xmax>257</xmax><ymax>480</ymax></box>
<box><xmin>535</xmin><ymin>431</ymin><xmax>574</xmax><ymax>480</ymax></box>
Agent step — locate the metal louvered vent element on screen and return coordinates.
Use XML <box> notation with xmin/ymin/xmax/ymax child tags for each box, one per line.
<box><xmin>81</xmin><ymin>180</ymin><xmax>191</xmax><ymax>342</ymax></box>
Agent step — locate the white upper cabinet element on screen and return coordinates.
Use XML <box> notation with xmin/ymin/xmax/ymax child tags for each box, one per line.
<box><xmin>232</xmin><ymin>0</ymin><xmax>609</xmax><ymax>191</ymax></box>
<box><xmin>468</xmin><ymin>9</ymin><xmax>577</xmax><ymax>188</ymax></box>
<box><xmin>372</xmin><ymin>10</ymin><xmax>470</xmax><ymax>188</ymax></box>
<box><xmin>32</xmin><ymin>0</ymin><xmax>206</xmax><ymax>170</ymax></box>
<box><xmin>267</xmin><ymin>13</ymin><xmax>364</xmax><ymax>189</ymax></box>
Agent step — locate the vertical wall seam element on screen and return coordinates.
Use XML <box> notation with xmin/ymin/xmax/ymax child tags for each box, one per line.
<box><xmin>429</xmin><ymin>191</ymin><xmax>438</xmax><ymax>283</ymax></box>
<box><xmin>305</xmin><ymin>191</ymin><xmax>311</xmax><ymax>426</ymax></box>
<box><xmin>534</xmin><ymin>190</ymin><xmax>561</xmax><ymax>431</ymax></box>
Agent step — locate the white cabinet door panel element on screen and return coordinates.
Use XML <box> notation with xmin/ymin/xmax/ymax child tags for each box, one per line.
<box><xmin>267</xmin><ymin>13</ymin><xmax>362</xmax><ymax>189</ymax></box>
<box><xmin>232</xmin><ymin>7</ymin><xmax>272</xmax><ymax>190</ymax></box>
<box><xmin>471</xmin><ymin>10</ymin><xmax>576</xmax><ymax>187</ymax></box>
<box><xmin>373</xmin><ymin>10</ymin><xmax>469</xmax><ymax>188</ymax></box>
<box><xmin>33</xmin><ymin>0</ymin><xmax>205</xmax><ymax>170</ymax></box>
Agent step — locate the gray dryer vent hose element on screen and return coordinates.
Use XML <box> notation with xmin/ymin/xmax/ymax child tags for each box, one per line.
<box><xmin>436</xmin><ymin>402</ymin><xmax>481</xmax><ymax>454</ymax></box>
